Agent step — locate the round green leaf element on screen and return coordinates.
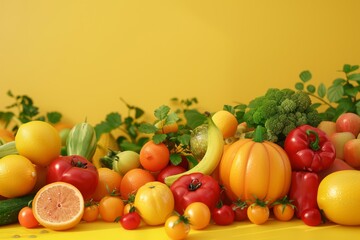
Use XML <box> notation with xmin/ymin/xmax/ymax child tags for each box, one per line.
<box><xmin>295</xmin><ymin>82</ymin><xmax>304</xmax><ymax>90</ymax></box>
<box><xmin>306</xmin><ymin>84</ymin><xmax>316</xmax><ymax>93</ymax></box>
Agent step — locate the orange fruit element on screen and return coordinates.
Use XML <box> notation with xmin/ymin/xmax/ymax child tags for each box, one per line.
<box><xmin>212</xmin><ymin>110</ymin><xmax>238</xmax><ymax>139</ymax></box>
<box><xmin>91</xmin><ymin>168</ymin><xmax>122</xmax><ymax>201</ymax></box>
<box><xmin>139</xmin><ymin>141</ymin><xmax>170</xmax><ymax>172</ymax></box>
<box><xmin>0</xmin><ymin>155</ymin><xmax>37</xmax><ymax>198</ymax></box>
<box><xmin>32</xmin><ymin>182</ymin><xmax>84</xmax><ymax>231</ymax></box>
<box><xmin>120</xmin><ymin>168</ymin><xmax>155</xmax><ymax>200</ymax></box>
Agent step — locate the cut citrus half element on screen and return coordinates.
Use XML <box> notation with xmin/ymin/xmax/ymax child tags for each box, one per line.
<box><xmin>32</xmin><ymin>181</ymin><xmax>84</xmax><ymax>231</ymax></box>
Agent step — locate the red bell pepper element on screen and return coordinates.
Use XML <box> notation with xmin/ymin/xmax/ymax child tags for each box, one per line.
<box><xmin>284</xmin><ymin>124</ymin><xmax>336</xmax><ymax>172</ymax></box>
<box><xmin>170</xmin><ymin>172</ymin><xmax>221</xmax><ymax>214</ymax></box>
<box><xmin>289</xmin><ymin>171</ymin><xmax>320</xmax><ymax>219</ymax></box>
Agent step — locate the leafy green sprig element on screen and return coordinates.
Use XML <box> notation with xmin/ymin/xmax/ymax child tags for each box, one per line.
<box><xmin>0</xmin><ymin>90</ymin><xmax>62</xmax><ymax>132</ymax></box>
<box><xmin>94</xmin><ymin>98</ymin><xmax>149</xmax><ymax>153</ymax></box>
<box><xmin>295</xmin><ymin>64</ymin><xmax>360</xmax><ymax>121</ymax></box>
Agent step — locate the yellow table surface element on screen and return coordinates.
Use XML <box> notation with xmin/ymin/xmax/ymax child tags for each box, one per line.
<box><xmin>1</xmin><ymin>218</ymin><xmax>359</xmax><ymax>240</ymax></box>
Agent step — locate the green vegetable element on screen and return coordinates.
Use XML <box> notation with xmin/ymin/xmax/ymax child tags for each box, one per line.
<box><xmin>0</xmin><ymin>194</ymin><xmax>34</xmax><ymax>226</ymax></box>
<box><xmin>295</xmin><ymin>64</ymin><xmax>360</xmax><ymax>121</ymax></box>
<box><xmin>0</xmin><ymin>141</ymin><xmax>17</xmax><ymax>158</ymax></box>
<box><xmin>66</xmin><ymin>121</ymin><xmax>97</xmax><ymax>161</ymax></box>
<box><xmin>242</xmin><ymin>88</ymin><xmax>321</xmax><ymax>145</ymax></box>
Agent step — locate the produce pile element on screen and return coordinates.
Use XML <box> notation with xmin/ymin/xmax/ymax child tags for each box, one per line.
<box><xmin>1</xmin><ymin>64</ymin><xmax>360</xmax><ymax>239</ymax></box>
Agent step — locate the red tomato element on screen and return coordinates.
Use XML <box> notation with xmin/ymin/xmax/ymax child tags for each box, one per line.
<box><xmin>301</xmin><ymin>208</ymin><xmax>322</xmax><ymax>226</ymax></box>
<box><xmin>46</xmin><ymin>155</ymin><xmax>99</xmax><ymax>200</ymax></box>
<box><xmin>156</xmin><ymin>165</ymin><xmax>187</xmax><ymax>183</ymax></box>
<box><xmin>18</xmin><ymin>206</ymin><xmax>39</xmax><ymax>228</ymax></box>
<box><xmin>170</xmin><ymin>172</ymin><xmax>221</xmax><ymax>214</ymax></box>
<box><xmin>120</xmin><ymin>211</ymin><xmax>141</xmax><ymax>230</ymax></box>
<box><xmin>231</xmin><ymin>200</ymin><xmax>248</xmax><ymax>221</ymax></box>
<box><xmin>335</xmin><ymin>113</ymin><xmax>360</xmax><ymax>137</ymax></box>
<box><xmin>211</xmin><ymin>203</ymin><xmax>235</xmax><ymax>226</ymax></box>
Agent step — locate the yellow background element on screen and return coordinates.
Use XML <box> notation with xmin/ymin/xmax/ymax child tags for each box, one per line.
<box><xmin>1</xmin><ymin>0</ymin><xmax>360</xmax><ymax>125</ymax></box>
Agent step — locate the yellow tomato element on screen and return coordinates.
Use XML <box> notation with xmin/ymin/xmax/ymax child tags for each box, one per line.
<box><xmin>134</xmin><ymin>181</ymin><xmax>174</xmax><ymax>226</ymax></box>
<box><xmin>15</xmin><ymin>121</ymin><xmax>61</xmax><ymax>167</ymax></box>
<box><xmin>317</xmin><ymin>170</ymin><xmax>360</xmax><ymax>226</ymax></box>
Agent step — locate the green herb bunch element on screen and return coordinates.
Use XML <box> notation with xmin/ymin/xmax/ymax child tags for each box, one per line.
<box><xmin>295</xmin><ymin>64</ymin><xmax>360</xmax><ymax>121</ymax></box>
<box><xmin>0</xmin><ymin>90</ymin><xmax>62</xmax><ymax>132</ymax></box>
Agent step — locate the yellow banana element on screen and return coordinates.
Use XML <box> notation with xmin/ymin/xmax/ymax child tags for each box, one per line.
<box><xmin>164</xmin><ymin>115</ymin><xmax>224</xmax><ymax>186</ymax></box>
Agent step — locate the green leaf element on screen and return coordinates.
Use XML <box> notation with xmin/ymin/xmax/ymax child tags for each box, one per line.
<box><xmin>177</xmin><ymin>134</ymin><xmax>191</xmax><ymax>146</ymax></box>
<box><xmin>310</xmin><ymin>103</ymin><xmax>322</xmax><ymax>109</ymax></box>
<box><xmin>104</xmin><ymin>112</ymin><xmax>122</xmax><ymax>129</ymax></box>
<box><xmin>350</xmin><ymin>65</ymin><xmax>359</xmax><ymax>72</ymax></box>
<box><xmin>134</xmin><ymin>107</ymin><xmax>144</xmax><ymax>119</ymax></box>
<box><xmin>343</xmin><ymin>83</ymin><xmax>358</xmax><ymax>97</ymax></box>
<box><xmin>94</xmin><ymin>122</ymin><xmax>112</xmax><ymax>139</ymax></box>
<box><xmin>165</xmin><ymin>112</ymin><xmax>179</xmax><ymax>125</ymax></box>
<box><xmin>306</xmin><ymin>84</ymin><xmax>316</xmax><ymax>93</ymax></box>
<box><xmin>138</xmin><ymin>122</ymin><xmax>157</xmax><ymax>134</ymax></box>
<box><xmin>317</xmin><ymin>83</ymin><xmax>327</xmax><ymax>98</ymax></box>
<box><xmin>295</xmin><ymin>82</ymin><xmax>304</xmax><ymax>90</ymax></box>
<box><xmin>348</xmin><ymin>73</ymin><xmax>360</xmax><ymax>82</ymax></box>
<box><xmin>185</xmin><ymin>155</ymin><xmax>198</xmax><ymax>167</ymax></box>
<box><xmin>343</xmin><ymin>64</ymin><xmax>352</xmax><ymax>73</ymax></box>
<box><xmin>170</xmin><ymin>153</ymin><xmax>182</xmax><ymax>165</ymax></box>
<box><xmin>356</xmin><ymin>101</ymin><xmax>360</xmax><ymax>115</ymax></box>
<box><xmin>299</xmin><ymin>70</ymin><xmax>312</xmax><ymax>82</ymax></box>
<box><xmin>119</xmin><ymin>141</ymin><xmax>142</xmax><ymax>153</ymax></box>
<box><xmin>154</xmin><ymin>105</ymin><xmax>170</xmax><ymax>120</ymax></box>
<box><xmin>336</xmin><ymin>98</ymin><xmax>355</xmax><ymax>113</ymax></box>
<box><xmin>184</xmin><ymin>109</ymin><xmax>206</xmax><ymax>129</ymax></box>
<box><xmin>333</xmin><ymin>78</ymin><xmax>346</xmax><ymax>85</ymax></box>
<box><xmin>327</xmin><ymin>84</ymin><xmax>344</xmax><ymax>102</ymax></box>
<box><xmin>46</xmin><ymin>112</ymin><xmax>62</xmax><ymax>124</ymax></box>
<box><xmin>152</xmin><ymin>133</ymin><xmax>167</xmax><ymax>144</ymax></box>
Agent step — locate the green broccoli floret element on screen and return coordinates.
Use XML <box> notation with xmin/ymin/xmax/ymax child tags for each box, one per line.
<box><xmin>291</xmin><ymin>91</ymin><xmax>312</xmax><ymax>112</ymax></box>
<box><xmin>242</xmin><ymin>88</ymin><xmax>322</xmax><ymax>145</ymax></box>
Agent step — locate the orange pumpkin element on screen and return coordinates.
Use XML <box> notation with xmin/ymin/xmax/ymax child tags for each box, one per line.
<box><xmin>219</xmin><ymin>134</ymin><xmax>292</xmax><ymax>205</ymax></box>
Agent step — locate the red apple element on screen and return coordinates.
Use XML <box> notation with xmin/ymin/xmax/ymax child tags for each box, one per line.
<box><xmin>335</xmin><ymin>113</ymin><xmax>360</xmax><ymax>137</ymax></box>
<box><xmin>329</xmin><ymin>132</ymin><xmax>356</xmax><ymax>160</ymax></box>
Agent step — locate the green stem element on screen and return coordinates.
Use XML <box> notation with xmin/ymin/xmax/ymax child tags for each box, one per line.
<box><xmin>306</xmin><ymin>129</ymin><xmax>320</xmax><ymax>151</ymax></box>
<box><xmin>253</xmin><ymin>126</ymin><xmax>266</xmax><ymax>143</ymax></box>
<box><xmin>0</xmin><ymin>141</ymin><xmax>18</xmax><ymax>158</ymax></box>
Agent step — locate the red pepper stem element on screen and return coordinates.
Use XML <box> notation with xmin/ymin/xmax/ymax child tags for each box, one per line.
<box><xmin>305</xmin><ymin>129</ymin><xmax>320</xmax><ymax>151</ymax></box>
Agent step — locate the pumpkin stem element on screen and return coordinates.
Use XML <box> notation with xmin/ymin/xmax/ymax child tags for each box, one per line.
<box><xmin>253</xmin><ymin>126</ymin><xmax>266</xmax><ymax>143</ymax></box>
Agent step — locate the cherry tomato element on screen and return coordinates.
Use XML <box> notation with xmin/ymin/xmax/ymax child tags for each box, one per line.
<box><xmin>99</xmin><ymin>195</ymin><xmax>124</xmax><ymax>222</ymax></box>
<box><xmin>82</xmin><ymin>203</ymin><xmax>99</xmax><ymax>222</ymax></box>
<box><xmin>231</xmin><ymin>200</ymin><xmax>248</xmax><ymax>221</ymax></box>
<box><xmin>18</xmin><ymin>206</ymin><xmax>39</xmax><ymax>228</ymax></box>
<box><xmin>273</xmin><ymin>203</ymin><xmax>295</xmax><ymax>221</ymax></box>
<box><xmin>120</xmin><ymin>211</ymin><xmax>141</xmax><ymax>230</ymax></box>
<box><xmin>184</xmin><ymin>202</ymin><xmax>211</xmax><ymax>230</ymax></box>
<box><xmin>247</xmin><ymin>203</ymin><xmax>270</xmax><ymax>225</ymax></box>
<box><xmin>164</xmin><ymin>215</ymin><xmax>190</xmax><ymax>240</ymax></box>
<box><xmin>301</xmin><ymin>208</ymin><xmax>322</xmax><ymax>226</ymax></box>
<box><xmin>211</xmin><ymin>203</ymin><xmax>235</xmax><ymax>226</ymax></box>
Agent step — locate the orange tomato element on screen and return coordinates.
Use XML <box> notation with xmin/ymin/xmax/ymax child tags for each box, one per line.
<box><xmin>139</xmin><ymin>141</ymin><xmax>170</xmax><ymax>172</ymax></box>
<box><xmin>91</xmin><ymin>168</ymin><xmax>122</xmax><ymax>201</ymax></box>
<box><xmin>272</xmin><ymin>203</ymin><xmax>295</xmax><ymax>221</ymax></box>
<box><xmin>218</xmin><ymin>138</ymin><xmax>292</xmax><ymax>204</ymax></box>
<box><xmin>120</xmin><ymin>168</ymin><xmax>155</xmax><ymax>200</ymax></box>
<box><xmin>82</xmin><ymin>204</ymin><xmax>99</xmax><ymax>222</ymax></box>
<box><xmin>99</xmin><ymin>195</ymin><xmax>124</xmax><ymax>222</ymax></box>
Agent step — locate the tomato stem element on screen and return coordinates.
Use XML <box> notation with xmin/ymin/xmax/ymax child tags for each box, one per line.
<box><xmin>188</xmin><ymin>178</ymin><xmax>202</xmax><ymax>191</ymax></box>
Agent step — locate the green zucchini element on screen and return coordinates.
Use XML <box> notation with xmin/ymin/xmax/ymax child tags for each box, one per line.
<box><xmin>66</xmin><ymin>121</ymin><xmax>97</xmax><ymax>161</ymax></box>
<box><xmin>0</xmin><ymin>194</ymin><xmax>34</xmax><ymax>226</ymax></box>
